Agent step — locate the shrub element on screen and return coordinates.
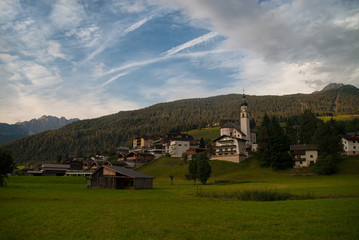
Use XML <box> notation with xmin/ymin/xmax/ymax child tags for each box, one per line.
<box><xmin>196</xmin><ymin>189</ymin><xmax>314</xmax><ymax>201</ymax></box>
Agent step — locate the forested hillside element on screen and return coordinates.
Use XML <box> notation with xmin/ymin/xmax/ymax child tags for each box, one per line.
<box><xmin>2</xmin><ymin>84</ymin><xmax>359</xmax><ymax>164</ymax></box>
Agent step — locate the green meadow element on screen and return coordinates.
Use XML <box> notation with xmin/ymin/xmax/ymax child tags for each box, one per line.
<box><xmin>318</xmin><ymin>114</ymin><xmax>359</xmax><ymax>122</ymax></box>
<box><xmin>1</xmin><ymin>156</ymin><xmax>359</xmax><ymax>240</ymax></box>
<box><xmin>184</xmin><ymin>126</ymin><xmax>221</xmax><ymax>141</ymax></box>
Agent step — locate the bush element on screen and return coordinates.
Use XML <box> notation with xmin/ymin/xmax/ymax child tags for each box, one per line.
<box><xmin>313</xmin><ymin>155</ymin><xmax>336</xmax><ymax>175</ymax></box>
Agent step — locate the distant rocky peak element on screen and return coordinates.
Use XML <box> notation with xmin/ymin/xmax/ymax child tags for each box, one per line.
<box><xmin>321</xmin><ymin>83</ymin><xmax>344</xmax><ymax>92</ymax></box>
<box><xmin>313</xmin><ymin>83</ymin><xmax>357</xmax><ymax>94</ymax></box>
<box><xmin>15</xmin><ymin>115</ymin><xmax>79</xmax><ymax>135</ymax></box>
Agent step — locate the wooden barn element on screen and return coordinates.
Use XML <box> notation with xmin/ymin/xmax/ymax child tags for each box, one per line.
<box><xmin>88</xmin><ymin>166</ymin><xmax>154</xmax><ymax>190</ymax></box>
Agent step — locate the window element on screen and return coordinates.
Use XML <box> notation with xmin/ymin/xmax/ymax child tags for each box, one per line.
<box><xmin>310</xmin><ymin>155</ymin><xmax>313</xmax><ymax>158</ymax></box>
<box><xmin>179</xmin><ymin>144</ymin><xmax>182</xmax><ymax>146</ymax></box>
<box><xmin>354</xmin><ymin>146</ymin><xmax>356</xmax><ymax>149</ymax></box>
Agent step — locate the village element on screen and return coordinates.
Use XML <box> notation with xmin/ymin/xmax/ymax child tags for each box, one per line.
<box><xmin>23</xmin><ymin>94</ymin><xmax>359</xmax><ymax>190</ymax></box>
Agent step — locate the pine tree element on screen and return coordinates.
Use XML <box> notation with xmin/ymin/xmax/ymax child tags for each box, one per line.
<box><xmin>258</xmin><ymin>113</ymin><xmax>271</xmax><ymax>167</ymax></box>
<box><xmin>299</xmin><ymin>109</ymin><xmax>318</xmax><ymax>144</ymax></box>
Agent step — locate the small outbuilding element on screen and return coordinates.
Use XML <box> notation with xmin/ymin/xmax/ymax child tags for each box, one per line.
<box><xmin>88</xmin><ymin>166</ymin><xmax>154</xmax><ymax>190</ymax></box>
<box><xmin>41</xmin><ymin>163</ymin><xmax>70</xmax><ymax>176</ymax></box>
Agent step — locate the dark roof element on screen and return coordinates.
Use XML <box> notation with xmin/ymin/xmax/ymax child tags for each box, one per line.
<box><xmin>41</xmin><ymin>163</ymin><xmax>70</xmax><ymax>169</ymax></box>
<box><xmin>341</xmin><ymin>134</ymin><xmax>359</xmax><ymax>141</ymax></box>
<box><xmin>290</xmin><ymin>144</ymin><xmax>318</xmax><ymax>151</ymax></box>
<box><xmin>221</xmin><ymin>122</ymin><xmax>245</xmax><ymax>136</ymax></box>
<box><xmin>102</xmin><ymin>166</ymin><xmax>154</xmax><ymax>179</ymax></box>
<box><xmin>241</xmin><ymin>101</ymin><xmax>248</xmax><ymax>106</ymax></box>
<box><xmin>222</xmin><ymin>121</ymin><xmax>240</xmax><ymax>129</ymax></box>
<box><xmin>212</xmin><ymin>135</ymin><xmax>247</xmax><ymax>142</ymax></box>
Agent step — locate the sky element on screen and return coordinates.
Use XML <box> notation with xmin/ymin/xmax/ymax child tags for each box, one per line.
<box><xmin>0</xmin><ymin>0</ymin><xmax>358</xmax><ymax>123</ymax></box>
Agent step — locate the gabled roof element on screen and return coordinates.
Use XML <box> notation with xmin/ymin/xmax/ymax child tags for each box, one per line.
<box><xmin>101</xmin><ymin>166</ymin><xmax>154</xmax><ymax>179</ymax></box>
<box><xmin>221</xmin><ymin>121</ymin><xmax>245</xmax><ymax>136</ymax></box>
<box><xmin>290</xmin><ymin>144</ymin><xmax>318</xmax><ymax>151</ymax></box>
<box><xmin>212</xmin><ymin>135</ymin><xmax>247</xmax><ymax>142</ymax></box>
<box><xmin>41</xmin><ymin>163</ymin><xmax>70</xmax><ymax>169</ymax></box>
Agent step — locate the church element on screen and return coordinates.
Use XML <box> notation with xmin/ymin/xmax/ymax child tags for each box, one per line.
<box><xmin>211</xmin><ymin>93</ymin><xmax>256</xmax><ymax>163</ymax></box>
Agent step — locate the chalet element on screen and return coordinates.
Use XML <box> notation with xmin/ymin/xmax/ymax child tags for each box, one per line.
<box><xmin>87</xmin><ymin>166</ymin><xmax>154</xmax><ymax>190</ymax></box>
<box><xmin>132</xmin><ymin>135</ymin><xmax>159</xmax><ymax>149</ymax></box>
<box><xmin>67</xmin><ymin>158</ymin><xmax>84</xmax><ymax>170</ymax></box>
<box><xmin>290</xmin><ymin>144</ymin><xmax>318</xmax><ymax>168</ymax></box>
<box><xmin>124</xmin><ymin>152</ymin><xmax>155</xmax><ymax>168</ymax></box>
<box><xmin>117</xmin><ymin>153</ymin><xmax>126</xmax><ymax>161</ymax></box>
<box><xmin>41</xmin><ymin>163</ymin><xmax>70</xmax><ymax>176</ymax></box>
<box><xmin>211</xmin><ymin>135</ymin><xmax>247</xmax><ymax>163</ymax></box>
<box><xmin>341</xmin><ymin>132</ymin><xmax>359</xmax><ymax>155</ymax></box>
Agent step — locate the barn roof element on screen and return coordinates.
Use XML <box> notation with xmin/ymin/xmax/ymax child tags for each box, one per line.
<box><xmin>102</xmin><ymin>166</ymin><xmax>154</xmax><ymax>179</ymax></box>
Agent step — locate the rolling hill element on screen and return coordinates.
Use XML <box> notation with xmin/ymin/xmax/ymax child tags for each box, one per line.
<box><xmin>1</xmin><ymin>84</ymin><xmax>359</xmax><ymax>163</ymax></box>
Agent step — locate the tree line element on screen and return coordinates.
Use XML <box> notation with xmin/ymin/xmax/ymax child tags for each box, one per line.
<box><xmin>257</xmin><ymin>109</ymin><xmax>346</xmax><ymax>173</ymax></box>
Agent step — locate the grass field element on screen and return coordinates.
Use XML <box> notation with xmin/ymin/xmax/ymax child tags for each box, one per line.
<box><xmin>184</xmin><ymin>126</ymin><xmax>221</xmax><ymax>141</ymax></box>
<box><xmin>318</xmin><ymin>114</ymin><xmax>359</xmax><ymax>122</ymax></box>
<box><xmin>1</xmin><ymin>156</ymin><xmax>359</xmax><ymax>239</ymax></box>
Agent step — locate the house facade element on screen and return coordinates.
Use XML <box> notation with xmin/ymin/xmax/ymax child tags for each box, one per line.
<box><xmin>169</xmin><ymin>140</ymin><xmax>191</xmax><ymax>157</ymax></box>
<box><xmin>122</xmin><ymin>152</ymin><xmax>155</xmax><ymax>168</ymax></box>
<box><xmin>290</xmin><ymin>144</ymin><xmax>318</xmax><ymax>168</ymax></box>
<box><xmin>132</xmin><ymin>135</ymin><xmax>159</xmax><ymax>149</ymax></box>
<box><xmin>341</xmin><ymin>133</ymin><xmax>359</xmax><ymax>155</ymax></box>
<box><xmin>211</xmin><ymin>135</ymin><xmax>247</xmax><ymax>163</ymax></box>
<box><xmin>88</xmin><ymin>166</ymin><xmax>154</xmax><ymax>190</ymax></box>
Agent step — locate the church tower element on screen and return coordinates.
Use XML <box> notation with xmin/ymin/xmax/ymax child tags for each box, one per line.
<box><xmin>240</xmin><ymin>92</ymin><xmax>251</xmax><ymax>143</ymax></box>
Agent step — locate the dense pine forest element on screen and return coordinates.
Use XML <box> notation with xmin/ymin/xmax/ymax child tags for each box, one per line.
<box><xmin>1</xmin><ymin>84</ymin><xmax>359</xmax><ymax>164</ymax></box>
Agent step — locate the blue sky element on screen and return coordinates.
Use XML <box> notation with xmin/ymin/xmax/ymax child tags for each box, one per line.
<box><xmin>1</xmin><ymin>0</ymin><xmax>358</xmax><ymax>123</ymax></box>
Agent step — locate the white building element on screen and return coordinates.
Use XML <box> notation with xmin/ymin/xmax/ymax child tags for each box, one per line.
<box><xmin>169</xmin><ymin>140</ymin><xmax>191</xmax><ymax>158</ymax></box>
<box><xmin>211</xmin><ymin>135</ymin><xmax>247</xmax><ymax>163</ymax></box>
<box><xmin>290</xmin><ymin>144</ymin><xmax>318</xmax><ymax>168</ymax></box>
<box><xmin>341</xmin><ymin>133</ymin><xmax>359</xmax><ymax>155</ymax></box>
<box><xmin>211</xmin><ymin>93</ymin><xmax>254</xmax><ymax>163</ymax></box>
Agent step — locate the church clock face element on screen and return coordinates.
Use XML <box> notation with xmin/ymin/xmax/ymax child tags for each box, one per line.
<box><xmin>241</xmin><ymin>106</ymin><xmax>247</xmax><ymax>111</ymax></box>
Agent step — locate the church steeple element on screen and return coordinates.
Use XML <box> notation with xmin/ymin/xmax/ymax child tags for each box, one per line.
<box><xmin>240</xmin><ymin>91</ymin><xmax>250</xmax><ymax>143</ymax></box>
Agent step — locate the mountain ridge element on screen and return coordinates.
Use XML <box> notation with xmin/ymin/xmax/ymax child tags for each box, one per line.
<box><xmin>0</xmin><ymin>116</ymin><xmax>79</xmax><ymax>144</ymax></box>
<box><xmin>1</xmin><ymin>83</ymin><xmax>359</xmax><ymax>163</ymax></box>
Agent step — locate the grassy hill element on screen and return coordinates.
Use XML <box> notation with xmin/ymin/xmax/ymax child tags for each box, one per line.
<box><xmin>138</xmin><ymin>155</ymin><xmax>359</xmax><ymax>196</ymax></box>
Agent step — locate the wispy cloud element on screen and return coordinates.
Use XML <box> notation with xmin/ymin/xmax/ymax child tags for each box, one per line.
<box><xmin>164</xmin><ymin>31</ymin><xmax>218</xmax><ymax>56</ymax></box>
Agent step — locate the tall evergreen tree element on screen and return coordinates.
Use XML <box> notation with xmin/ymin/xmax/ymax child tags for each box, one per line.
<box><xmin>258</xmin><ymin>115</ymin><xmax>292</xmax><ymax>169</ymax></box>
<box><xmin>299</xmin><ymin>109</ymin><xmax>318</xmax><ymax>144</ymax></box>
<box><xmin>313</xmin><ymin>119</ymin><xmax>342</xmax><ymax>157</ymax></box>
<box><xmin>258</xmin><ymin>113</ymin><xmax>271</xmax><ymax>167</ymax></box>
<box><xmin>285</xmin><ymin>118</ymin><xmax>298</xmax><ymax>145</ymax></box>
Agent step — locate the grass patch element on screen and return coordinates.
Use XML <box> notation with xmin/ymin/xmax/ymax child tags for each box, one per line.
<box><xmin>184</xmin><ymin>126</ymin><xmax>220</xmax><ymax>141</ymax></box>
<box><xmin>318</xmin><ymin>114</ymin><xmax>359</xmax><ymax>122</ymax></box>
<box><xmin>196</xmin><ymin>188</ymin><xmax>315</xmax><ymax>201</ymax></box>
